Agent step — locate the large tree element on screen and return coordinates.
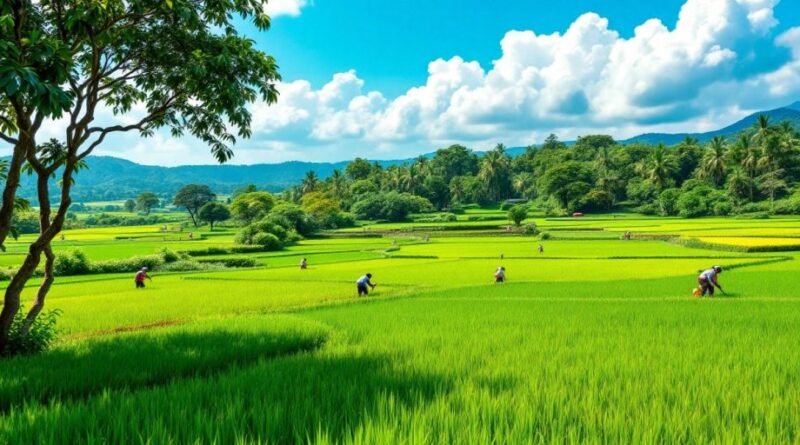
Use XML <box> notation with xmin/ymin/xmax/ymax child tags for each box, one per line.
<box><xmin>0</xmin><ymin>0</ymin><xmax>280</xmax><ymax>352</ymax></box>
<box><xmin>136</xmin><ymin>192</ymin><xmax>159</xmax><ymax>215</ymax></box>
<box><xmin>173</xmin><ymin>184</ymin><xmax>216</xmax><ymax>227</ymax></box>
<box><xmin>478</xmin><ymin>144</ymin><xmax>512</xmax><ymax>202</ymax></box>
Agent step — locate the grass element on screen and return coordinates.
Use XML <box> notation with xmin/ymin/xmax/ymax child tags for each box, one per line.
<box><xmin>1</xmin><ymin>214</ymin><xmax>799</xmax><ymax>442</ymax></box>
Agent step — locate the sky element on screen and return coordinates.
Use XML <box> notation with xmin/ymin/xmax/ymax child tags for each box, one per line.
<box><xmin>41</xmin><ymin>0</ymin><xmax>800</xmax><ymax>165</ymax></box>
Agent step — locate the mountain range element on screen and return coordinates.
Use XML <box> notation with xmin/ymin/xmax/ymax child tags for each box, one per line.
<box><xmin>9</xmin><ymin>101</ymin><xmax>800</xmax><ymax>202</ymax></box>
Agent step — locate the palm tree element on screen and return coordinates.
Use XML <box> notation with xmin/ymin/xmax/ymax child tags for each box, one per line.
<box><xmin>726</xmin><ymin>167</ymin><xmax>752</xmax><ymax>204</ymax></box>
<box><xmin>478</xmin><ymin>146</ymin><xmax>512</xmax><ymax>201</ymax></box>
<box><xmin>328</xmin><ymin>169</ymin><xmax>348</xmax><ymax>200</ymax></box>
<box><xmin>698</xmin><ymin>136</ymin><xmax>727</xmax><ymax>187</ymax></box>
<box><xmin>752</xmin><ymin>115</ymin><xmax>771</xmax><ymax>142</ymax></box>
<box><xmin>593</xmin><ymin>145</ymin><xmax>613</xmax><ymax>173</ymax></box>
<box><xmin>400</xmin><ymin>165</ymin><xmax>421</xmax><ymax>194</ymax></box>
<box><xmin>733</xmin><ymin>134</ymin><xmax>760</xmax><ymax>201</ymax></box>
<box><xmin>641</xmin><ymin>144</ymin><xmax>676</xmax><ymax>190</ymax></box>
<box><xmin>512</xmin><ymin>173</ymin><xmax>535</xmax><ymax>199</ymax></box>
<box><xmin>449</xmin><ymin>177</ymin><xmax>465</xmax><ymax>203</ymax></box>
<box><xmin>757</xmin><ymin>168</ymin><xmax>786</xmax><ymax>212</ymax></box>
<box><xmin>301</xmin><ymin>171</ymin><xmax>320</xmax><ymax>195</ymax></box>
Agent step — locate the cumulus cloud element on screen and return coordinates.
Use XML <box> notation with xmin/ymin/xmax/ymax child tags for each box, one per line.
<box><xmin>264</xmin><ymin>0</ymin><xmax>309</xmax><ymax>18</ymax></box>
<box><xmin>75</xmin><ymin>0</ymin><xmax>800</xmax><ymax>164</ymax></box>
<box><xmin>239</xmin><ymin>0</ymin><xmax>798</xmax><ymax>163</ymax></box>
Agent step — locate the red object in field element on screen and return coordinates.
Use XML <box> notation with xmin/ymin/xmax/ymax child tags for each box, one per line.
<box><xmin>572</xmin><ymin>212</ymin><xmax>584</xmax><ymax>217</ymax></box>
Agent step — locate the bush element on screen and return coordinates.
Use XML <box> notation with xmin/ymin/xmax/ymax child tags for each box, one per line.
<box><xmin>508</xmin><ymin>205</ymin><xmax>528</xmax><ymax>226</ymax></box>
<box><xmin>92</xmin><ymin>254</ymin><xmax>164</xmax><ymax>274</ymax></box>
<box><xmin>3</xmin><ymin>306</ymin><xmax>61</xmax><ymax>356</ymax></box>
<box><xmin>54</xmin><ymin>250</ymin><xmax>91</xmax><ymax>276</ymax></box>
<box><xmin>523</xmin><ymin>224</ymin><xmax>539</xmax><ymax>235</ymax></box>
<box><xmin>448</xmin><ymin>205</ymin><xmax>465</xmax><ymax>214</ymax></box>
<box><xmin>252</xmin><ymin>232</ymin><xmax>281</xmax><ymax>251</ymax></box>
<box><xmin>352</xmin><ymin>192</ymin><xmax>435</xmax><ymax>222</ymax></box>
<box><xmin>539</xmin><ymin>232</ymin><xmax>551</xmax><ymax>240</ymax></box>
<box><xmin>197</xmin><ymin>257</ymin><xmax>259</xmax><ymax>268</ymax></box>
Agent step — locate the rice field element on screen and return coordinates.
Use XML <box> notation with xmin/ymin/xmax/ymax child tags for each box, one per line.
<box><xmin>1</xmin><ymin>214</ymin><xmax>799</xmax><ymax>443</ymax></box>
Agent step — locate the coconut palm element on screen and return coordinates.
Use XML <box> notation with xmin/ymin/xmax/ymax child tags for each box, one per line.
<box><xmin>751</xmin><ymin>114</ymin><xmax>771</xmax><ymax>146</ymax></box>
<box><xmin>328</xmin><ymin>169</ymin><xmax>348</xmax><ymax>200</ymax></box>
<box><xmin>640</xmin><ymin>144</ymin><xmax>676</xmax><ymax>190</ymax></box>
<box><xmin>758</xmin><ymin>168</ymin><xmax>787</xmax><ymax>212</ymax></box>
<box><xmin>478</xmin><ymin>145</ymin><xmax>512</xmax><ymax>201</ymax></box>
<box><xmin>301</xmin><ymin>171</ymin><xmax>320</xmax><ymax>195</ymax></box>
<box><xmin>732</xmin><ymin>134</ymin><xmax>760</xmax><ymax>201</ymax></box>
<box><xmin>698</xmin><ymin>136</ymin><xmax>728</xmax><ymax>187</ymax></box>
<box><xmin>400</xmin><ymin>165</ymin><xmax>422</xmax><ymax>194</ymax></box>
<box><xmin>726</xmin><ymin>167</ymin><xmax>752</xmax><ymax>203</ymax></box>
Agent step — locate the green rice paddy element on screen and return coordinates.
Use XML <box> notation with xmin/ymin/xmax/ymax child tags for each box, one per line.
<box><xmin>1</xmin><ymin>213</ymin><xmax>800</xmax><ymax>443</ymax></box>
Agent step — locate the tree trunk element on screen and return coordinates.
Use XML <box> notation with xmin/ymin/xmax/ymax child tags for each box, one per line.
<box><xmin>20</xmin><ymin>244</ymin><xmax>55</xmax><ymax>337</ymax></box>
<box><xmin>0</xmin><ymin>162</ymin><xmax>73</xmax><ymax>353</ymax></box>
<box><xmin>189</xmin><ymin>210</ymin><xmax>198</xmax><ymax>227</ymax></box>
<box><xmin>0</xmin><ymin>242</ymin><xmax>45</xmax><ymax>352</ymax></box>
<box><xmin>0</xmin><ymin>138</ymin><xmax>32</xmax><ymax>247</ymax></box>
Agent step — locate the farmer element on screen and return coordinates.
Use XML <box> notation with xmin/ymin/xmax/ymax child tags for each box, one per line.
<box><xmin>494</xmin><ymin>266</ymin><xmax>506</xmax><ymax>283</ymax></box>
<box><xmin>698</xmin><ymin>266</ymin><xmax>724</xmax><ymax>297</ymax></box>
<box><xmin>135</xmin><ymin>267</ymin><xmax>152</xmax><ymax>289</ymax></box>
<box><xmin>356</xmin><ymin>273</ymin><xmax>376</xmax><ymax>296</ymax></box>
<box><xmin>538</xmin><ymin>244</ymin><xmax>544</xmax><ymax>254</ymax></box>
<box><xmin>300</xmin><ymin>258</ymin><xmax>308</xmax><ymax>270</ymax></box>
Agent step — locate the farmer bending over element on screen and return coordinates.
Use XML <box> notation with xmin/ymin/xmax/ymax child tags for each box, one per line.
<box><xmin>357</xmin><ymin>273</ymin><xmax>375</xmax><ymax>296</ymax></box>
<box><xmin>135</xmin><ymin>267</ymin><xmax>152</xmax><ymax>289</ymax></box>
<box><xmin>494</xmin><ymin>266</ymin><xmax>506</xmax><ymax>284</ymax></box>
<box><xmin>698</xmin><ymin>266</ymin><xmax>724</xmax><ymax>297</ymax></box>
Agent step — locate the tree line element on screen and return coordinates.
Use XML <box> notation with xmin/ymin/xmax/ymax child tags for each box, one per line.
<box><xmin>277</xmin><ymin>116</ymin><xmax>799</xmax><ymax>219</ymax></box>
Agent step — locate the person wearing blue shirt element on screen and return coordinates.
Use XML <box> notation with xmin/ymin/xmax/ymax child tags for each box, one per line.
<box><xmin>356</xmin><ymin>273</ymin><xmax>375</xmax><ymax>296</ymax></box>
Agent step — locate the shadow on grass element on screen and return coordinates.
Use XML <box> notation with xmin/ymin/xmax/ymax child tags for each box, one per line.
<box><xmin>0</xmin><ymin>319</ymin><xmax>327</xmax><ymax>412</ymax></box>
<box><xmin>3</xmin><ymin>352</ymin><xmax>457</xmax><ymax>444</ymax></box>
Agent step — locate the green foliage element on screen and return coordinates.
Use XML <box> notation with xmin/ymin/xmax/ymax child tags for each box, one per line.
<box><xmin>197</xmin><ymin>202</ymin><xmax>230</xmax><ymax>229</ymax></box>
<box><xmin>173</xmin><ymin>185</ymin><xmax>216</xmax><ymax>226</ymax></box>
<box><xmin>508</xmin><ymin>205</ymin><xmax>528</xmax><ymax>226</ymax></box>
<box><xmin>136</xmin><ymin>192</ymin><xmax>160</xmax><ymax>215</ymax></box>
<box><xmin>230</xmin><ymin>192</ymin><xmax>275</xmax><ymax>224</ymax></box>
<box><xmin>352</xmin><ymin>192</ymin><xmax>434</xmax><ymax>222</ymax></box>
<box><xmin>53</xmin><ymin>250</ymin><xmax>92</xmax><ymax>276</ymax></box>
<box><xmin>3</xmin><ymin>307</ymin><xmax>61</xmax><ymax>357</ymax></box>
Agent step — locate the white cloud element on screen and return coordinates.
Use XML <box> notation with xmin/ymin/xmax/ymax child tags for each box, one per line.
<box><xmin>264</xmin><ymin>0</ymin><xmax>309</xmax><ymax>18</ymax></box>
<box><xmin>33</xmin><ymin>0</ymin><xmax>800</xmax><ymax>165</ymax></box>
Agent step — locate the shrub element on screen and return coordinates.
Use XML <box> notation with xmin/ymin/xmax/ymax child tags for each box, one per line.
<box><xmin>539</xmin><ymin>232</ymin><xmax>551</xmax><ymax>240</ymax></box>
<box><xmin>54</xmin><ymin>250</ymin><xmax>91</xmax><ymax>276</ymax></box>
<box><xmin>197</xmin><ymin>257</ymin><xmax>259</xmax><ymax>268</ymax></box>
<box><xmin>92</xmin><ymin>254</ymin><xmax>164</xmax><ymax>274</ymax></box>
<box><xmin>352</xmin><ymin>192</ymin><xmax>435</xmax><ymax>222</ymax></box>
<box><xmin>523</xmin><ymin>224</ymin><xmax>539</xmax><ymax>235</ymax></box>
<box><xmin>3</xmin><ymin>307</ymin><xmax>61</xmax><ymax>356</ymax></box>
<box><xmin>508</xmin><ymin>205</ymin><xmax>528</xmax><ymax>226</ymax></box>
<box><xmin>252</xmin><ymin>232</ymin><xmax>281</xmax><ymax>251</ymax></box>
<box><xmin>448</xmin><ymin>205</ymin><xmax>465</xmax><ymax>214</ymax></box>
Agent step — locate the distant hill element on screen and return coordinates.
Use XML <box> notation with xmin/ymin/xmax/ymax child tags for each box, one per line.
<box><xmin>12</xmin><ymin>156</ymin><xmax>411</xmax><ymax>202</ymax></box>
<box><xmin>623</xmin><ymin>101</ymin><xmax>800</xmax><ymax>145</ymax></box>
<box><xmin>9</xmin><ymin>101</ymin><xmax>799</xmax><ymax>201</ymax></box>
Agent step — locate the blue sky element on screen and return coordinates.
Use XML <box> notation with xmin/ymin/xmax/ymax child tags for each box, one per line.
<box><xmin>256</xmin><ymin>0</ymin><xmax>798</xmax><ymax>96</ymax></box>
<box><xmin>77</xmin><ymin>0</ymin><xmax>800</xmax><ymax>164</ymax></box>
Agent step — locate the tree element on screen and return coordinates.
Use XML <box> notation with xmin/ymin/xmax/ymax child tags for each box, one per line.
<box><xmin>0</xmin><ymin>0</ymin><xmax>280</xmax><ymax>352</ymax></box>
<box><xmin>230</xmin><ymin>192</ymin><xmax>275</xmax><ymax>224</ymax></box>
<box><xmin>173</xmin><ymin>184</ymin><xmax>216</xmax><ymax>227</ymax></box>
<box><xmin>346</xmin><ymin>158</ymin><xmax>372</xmax><ymax>180</ymax></box>
<box><xmin>758</xmin><ymin>168</ymin><xmax>787</xmax><ymax>212</ymax></box>
<box><xmin>698</xmin><ymin>136</ymin><xmax>728</xmax><ymax>187</ymax></box>
<box><xmin>639</xmin><ymin>144</ymin><xmax>677</xmax><ymax>190</ymax></box>
<box><xmin>508</xmin><ymin>205</ymin><xmax>528</xmax><ymax>227</ymax></box>
<box><xmin>124</xmin><ymin>199</ymin><xmax>136</xmax><ymax>213</ymax></box>
<box><xmin>198</xmin><ymin>202</ymin><xmax>230</xmax><ymax>230</ymax></box>
<box><xmin>301</xmin><ymin>171</ymin><xmax>320</xmax><ymax>195</ymax></box>
<box><xmin>478</xmin><ymin>144</ymin><xmax>512</xmax><ymax>202</ymax></box>
<box><xmin>540</xmin><ymin>161</ymin><xmax>593</xmax><ymax>210</ymax></box>
<box><xmin>136</xmin><ymin>192</ymin><xmax>160</xmax><ymax>215</ymax></box>
<box><xmin>431</xmin><ymin>144</ymin><xmax>478</xmax><ymax>182</ymax></box>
